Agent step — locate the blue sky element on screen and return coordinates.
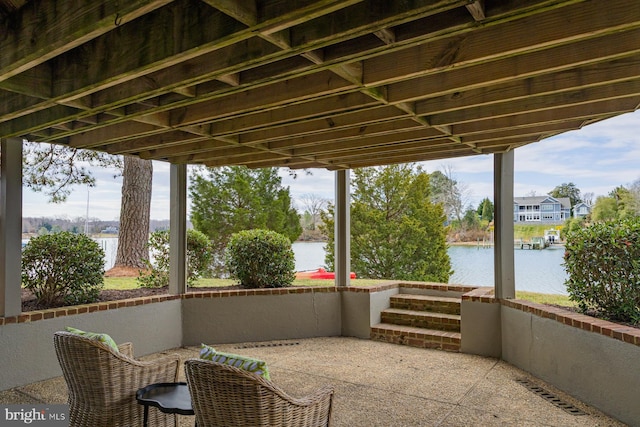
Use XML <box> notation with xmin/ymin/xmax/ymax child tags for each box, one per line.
<box><xmin>22</xmin><ymin>110</ymin><xmax>640</xmax><ymax>221</ymax></box>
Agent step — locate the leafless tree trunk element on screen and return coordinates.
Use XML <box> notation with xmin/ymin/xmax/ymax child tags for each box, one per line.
<box><xmin>112</xmin><ymin>156</ymin><xmax>152</xmax><ymax>269</ymax></box>
<box><xmin>299</xmin><ymin>193</ymin><xmax>328</xmax><ymax>230</ymax></box>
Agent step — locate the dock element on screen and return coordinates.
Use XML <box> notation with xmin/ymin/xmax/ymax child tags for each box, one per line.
<box><xmin>516</xmin><ymin>236</ymin><xmax>547</xmax><ymax>250</ymax></box>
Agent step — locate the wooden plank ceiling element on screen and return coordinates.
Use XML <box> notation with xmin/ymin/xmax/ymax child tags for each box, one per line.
<box><xmin>1</xmin><ymin>0</ymin><xmax>639</xmax><ymax>170</ymax></box>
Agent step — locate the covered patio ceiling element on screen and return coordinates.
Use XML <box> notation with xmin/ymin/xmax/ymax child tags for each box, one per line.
<box><xmin>1</xmin><ymin>0</ymin><xmax>639</xmax><ymax>170</ymax></box>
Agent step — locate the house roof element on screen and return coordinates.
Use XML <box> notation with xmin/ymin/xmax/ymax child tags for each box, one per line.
<box><xmin>514</xmin><ymin>196</ymin><xmax>571</xmax><ymax>208</ymax></box>
<box><xmin>1</xmin><ymin>0</ymin><xmax>639</xmax><ymax>170</ymax></box>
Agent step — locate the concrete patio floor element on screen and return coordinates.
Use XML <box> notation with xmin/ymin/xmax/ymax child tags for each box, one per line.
<box><xmin>0</xmin><ymin>337</ymin><xmax>624</xmax><ymax>426</ymax></box>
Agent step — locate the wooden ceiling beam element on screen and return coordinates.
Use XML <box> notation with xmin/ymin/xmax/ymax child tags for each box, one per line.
<box><xmin>323</xmin><ymin>146</ymin><xmax>474</xmax><ymax>169</ymax></box>
<box><xmin>103</xmin><ymin>131</ymin><xmax>209</xmax><ymax>154</ymax></box>
<box><xmin>0</xmin><ymin>0</ymin><xmax>594</xmax><ymax>141</ymax></box>
<box><xmin>310</xmin><ymin>139</ymin><xmax>459</xmax><ymax>162</ymax></box>
<box><xmin>0</xmin><ymin>0</ymin><xmax>474</xmax><ymax>138</ymax></box>
<box><xmin>413</xmin><ymin>56</ymin><xmax>640</xmax><ymax>117</ymax></box>
<box><xmin>386</xmin><ymin>28</ymin><xmax>640</xmax><ymax>104</ymax></box>
<box><xmin>136</xmin><ymin>138</ymin><xmax>235</xmax><ymax>159</ymax></box>
<box><xmin>2</xmin><ymin>0</ymin><xmax>640</xmax><ymax>169</ymax></box>
<box><xmin>458</xmin><ymin>121</ymin><xmax>585</xmax><ymax>142</ymax></box>
<box><xmin>67</xmin><ymin>91</ymin><xmax>381</xmax><ymax>148</ymax></box>
<box><xmin>364</xmin><ymin>0</ymin><xmax>640</xmax><ymax>85</ymax></box>
<box><xmin>0</xmin><ymin>0</ymin><xmax>359</xmax><ymax>127</ymax></box>
<box><xmin>465</xmin><ymin>1</ymin><xmax>485</xmax><ymax>21</ymax></box>
<box><xmin>270</xmin><ymin>123</ymin><xmax>439</xmax><ymax>152</ymax></box>
<box><xmin>289</xmin><ymin>130</ymin><xmax>447</xmax><ymax>156</ymax></box>
<box><xmin>429</xmin><ymin>79</ymin><xmax>640</xmax><ymax>126</ymax></box>
<box><xmin>237</xmin><ymin>106</ymin><xmax>406</xmax><ymax>145</ymax></box>
<box><xmin>452</xmin><ymin>97</ymin><xmax>639</xmax><ymax>135</ymax></box>
<box><xmin>197</xmin><ymin>151</ymin><xmax>291</xmax><ymax>167</ymax></box>
<box><xmin>201</xmin><ymin>0</ymin><xmax>258</xmax><ymax>26</ymax></box>
<box><xmin>172</xmin><ymin>70</ymin><xmax>356</xmax><ymax>127</ymax></box>
<box><xmin>0</xmin><ymin>0</ymin><xmax>172</xmax><ymax>82</ymax></box>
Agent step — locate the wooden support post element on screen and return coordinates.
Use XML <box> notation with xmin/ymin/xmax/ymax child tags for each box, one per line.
<box><xmin>169</xmin><ymin>163</ymin><xmax>187</xmax><ymax>295</ymax></box>
<box><xmin>0</xmin><ymin>138</ymin><xmax>23</xmax><ymax>317</ymax></box>
<box><xmin>334</xmin><ymin>170</ymin><xmax>351</xmax><ymax>287</ymax></box>
<box><xmin>494</xmin><ymin>151</ymin><xmax>515</xmax><ymax>299</ymax></box>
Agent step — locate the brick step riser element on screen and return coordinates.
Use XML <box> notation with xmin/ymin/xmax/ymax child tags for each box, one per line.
<box><xmin>370</xmin><ymin>330</ymin><xmax>460</xmax><ymax>352</ymax></box>
<box><xmin>380</xmin><ymin>313</ymin><xmax>460</xmax><ymax>332</ymax></box>
<box><xmin>390</xmin><ymin>300</ymin><xmax>460</xmax><ymax>315</ymax></box>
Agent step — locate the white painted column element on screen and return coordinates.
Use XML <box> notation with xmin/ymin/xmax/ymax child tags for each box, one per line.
<box><xmin>334</xmin><ymin>169</ymin><xmax>351</xmax><ymax>287</ymax></box>
<box><xmin>0</xmin><ymin>138</ymin><xmax>23</xmax><ymax>317</ymax></box>
<box><xmin>493</xmin><ymin>151</ymin><xmax>515</xmax><ymax>299</ymax></box>
<box><xmin>169</xmin><ymin>163</ymin><xmax>188</xmax><ymax>295</ymax></box>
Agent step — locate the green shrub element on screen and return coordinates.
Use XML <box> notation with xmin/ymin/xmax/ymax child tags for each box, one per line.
<box><xmin>225</xmin><ymin>229</ymin><xmax>295</xmax><ymax>289</ymax></box>
<box><xmin>22</xmin><ymin>232</ymin><xmax>105</xmax><ymax>307</ymax></box>
<box><xmin>137</xmin><ymin>229</ymin><xmax>213</xmax><ymax>288</ymax></box>
<box><xmin>561</xmin><ymin>217</ymin><xmax>584</xmax><ymax>240</ymax></box>
<box><xmin>563</xmin><ymin>217</ymin><xmax>640</xmax><ymax>324</ymax></box>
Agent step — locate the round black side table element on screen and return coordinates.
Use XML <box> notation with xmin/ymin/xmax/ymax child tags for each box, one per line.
<box><xmin>136</xmin><ymin>382</ymin><xmax>195</xmax><ymax>427</ymax></box>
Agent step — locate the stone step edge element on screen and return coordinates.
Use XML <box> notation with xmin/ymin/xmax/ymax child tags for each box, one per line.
<box><xmin>381</xmin><ymin>308</ymin><xmax>461</xmax><ymax>321</ymax></box>
<box><xmin>390</xmin><ymin>294</ymin><xmax>462</xmax><ymax>304</ymax></box>
<box><xmin>371</xmin><ymin>323</ymin><xmax>461</xmax><ymax>343</ymax></box>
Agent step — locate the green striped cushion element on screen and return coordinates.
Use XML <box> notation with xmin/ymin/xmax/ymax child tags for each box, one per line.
<box><xmin>65</xmin><ymin>326</ymin><xmax>119</xmax><ymax>353</ymax></box>
<box><xmin>200</xmin><ymin>344</ymin><xmax>270</xmax><ymax>380</ymax></box>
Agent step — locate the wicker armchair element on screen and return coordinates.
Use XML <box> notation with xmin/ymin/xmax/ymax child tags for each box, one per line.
<box><xmin>185</xmin><ymin>359</ymin><xmax>334</xmax><ymax>427</ymax></box>
<box><xmin>53</xmin><ymin>331</ymin><xmax>180</xmax><ymax>427</ymax></box>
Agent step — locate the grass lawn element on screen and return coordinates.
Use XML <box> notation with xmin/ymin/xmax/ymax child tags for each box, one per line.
<box><xmin>103</xmin><ymin>276</ymin><xmax>574</xmax><ymax>307</ymax></box>
<box><xmin>514</xmin><ymin>224</ymin><xmax>563</xmax><ymax>241</ymax></box>
<box><xmin>515</xmin><ymin>290</ymin><xmax>575</xmax><ymax>307</ymax></box>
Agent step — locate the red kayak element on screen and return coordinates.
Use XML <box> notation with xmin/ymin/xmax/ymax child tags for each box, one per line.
<box><xmin>295</xmin><ymin>268</ymin><xmax>356</xmax><ymax>279</ymax></box>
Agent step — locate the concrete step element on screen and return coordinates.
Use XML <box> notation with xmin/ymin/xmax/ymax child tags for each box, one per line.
<box><xmin>381</xmin><ymin>308</ymin><xmax>461</xmax><ymax>332</ymax></box>
<box><xmin>370</xmin><ymin>323</ymin><xmax>461</xmax><ymax>352</ymax></box>
<box><xmin>390</xmin><ymin>294</ymin><xmax>461</xmax><ymax>315</ymax></box>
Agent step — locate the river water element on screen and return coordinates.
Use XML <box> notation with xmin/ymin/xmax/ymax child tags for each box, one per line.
<box><xmin>291</xmin><ymin>241</ymin><xmax>569</xmax><ymax>295</ymax></box>
<box><xmin>95</xmin><ymin>238</ymin><xmax>568</xmax><ymax>295</ymax></box>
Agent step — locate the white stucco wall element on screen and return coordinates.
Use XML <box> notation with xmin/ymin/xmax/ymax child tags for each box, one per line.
<box><xmin>181</xmin><ymin>291</ymin><xmax>342</xmax><ymax>346</ymax></box>
<box><xmin>0</xmin><ymin>300</ymin><xmax>182</xmax><ymax>391</ymax></box>
<box><xmin>460</xmin><ymin>298</ymin><xmax>501</xmax><ymax>358</ymax></box>
<box><xmin>501</xmin><ymin>305</ymin><xmax>640</xmax><ymax>426</ymax></box>
<box><xmin>341</xmin><ymin>287</ymin><xmax>398</xmax><ymax>338</ymax></box>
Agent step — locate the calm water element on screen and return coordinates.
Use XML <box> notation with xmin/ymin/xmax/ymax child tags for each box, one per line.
<box><xmin>292</xmin><ymin>241</ymin><xmax>569</xmax><ymax>295</ymax></box>
<box><xmin>95</xmin><ymin>238</ymin><xmax>329</xmax><ymax>272</ymax></box>
<box><xmin>448</xmin><ymin>244</ymin><xmax>568</xmax><ymax>295</ymax></box>
<box><xmin>96</xmin><ymin>239</ymin><xmax>568</xmax><ymax>295</ymax></box>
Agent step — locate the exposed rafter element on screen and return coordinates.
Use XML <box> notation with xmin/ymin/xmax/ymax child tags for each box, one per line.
<box><xmin>0</xmin><ymin>0</ymin><xmax>639</xmax><ymax>170</ymax></box>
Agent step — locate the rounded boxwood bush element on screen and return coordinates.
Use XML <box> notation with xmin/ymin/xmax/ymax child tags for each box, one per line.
<box><xmin>137</xmin><ymin>229</ymin><xmax>213</xmax><ymax>288</ymax></box>
<box><xmin>563</xmin><ymin>217</ymin><xmax>640</xmax><ymax>324</ymax></box>
<box><xmin>22</xmin><ymin>232</ymin><xmax>105</xmax><ymax>308</ymax></box>
<box><xmin>225</xmin><ymin>229</ymin><xmax>295</xmax><ymax>289</ymax></box>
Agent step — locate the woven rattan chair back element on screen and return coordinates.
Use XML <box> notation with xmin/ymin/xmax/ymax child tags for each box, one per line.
<box><xmin>185</xmin><ymin>359</ymin><xmax>334</xmax><ymax>427</ymax></box>
<box><xmin>53</xmin><ymin>331</ymin><xmax>180</xmax><ymax>427</ymax></box>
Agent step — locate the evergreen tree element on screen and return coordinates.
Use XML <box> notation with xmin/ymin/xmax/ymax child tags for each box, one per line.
<box><xmin>477</xmin><ymin>197</ymin><xmax>494</xmax><ymax>221</ymax></box>
<box><xmin>322</xmin><ymin>164</ymin><xmax>451</xmax><ymax>282</ymax></box>
<box><xmin>189</xmin><ymin>166</ymin><xmax>302</xmax><ymax>276</ymax></box>
<box><xmin>549</xmin><ymin>182</ymin><xmax>582</xmax><ymax>213</ymax></box>
<box><xmin>463</xmin><ymin>208</ymin><xmax>480</xmax><ymax>230</ymax></box>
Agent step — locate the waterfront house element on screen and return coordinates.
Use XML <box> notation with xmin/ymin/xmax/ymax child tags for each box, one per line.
<box><xmin>513</xmin><ymin>196</ymin><xmax>571</xmax><ymax>224</ymax></box>
<box><xmin>573</xmin><ymin>202</ymin><xmax>592</xmax><ymax>219</ymax></box>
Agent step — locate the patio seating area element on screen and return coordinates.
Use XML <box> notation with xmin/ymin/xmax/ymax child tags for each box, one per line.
<box><xmin>0</xmin><ymin>337</ymin><xmax>623</xmax><ymax>426</ymax></box>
